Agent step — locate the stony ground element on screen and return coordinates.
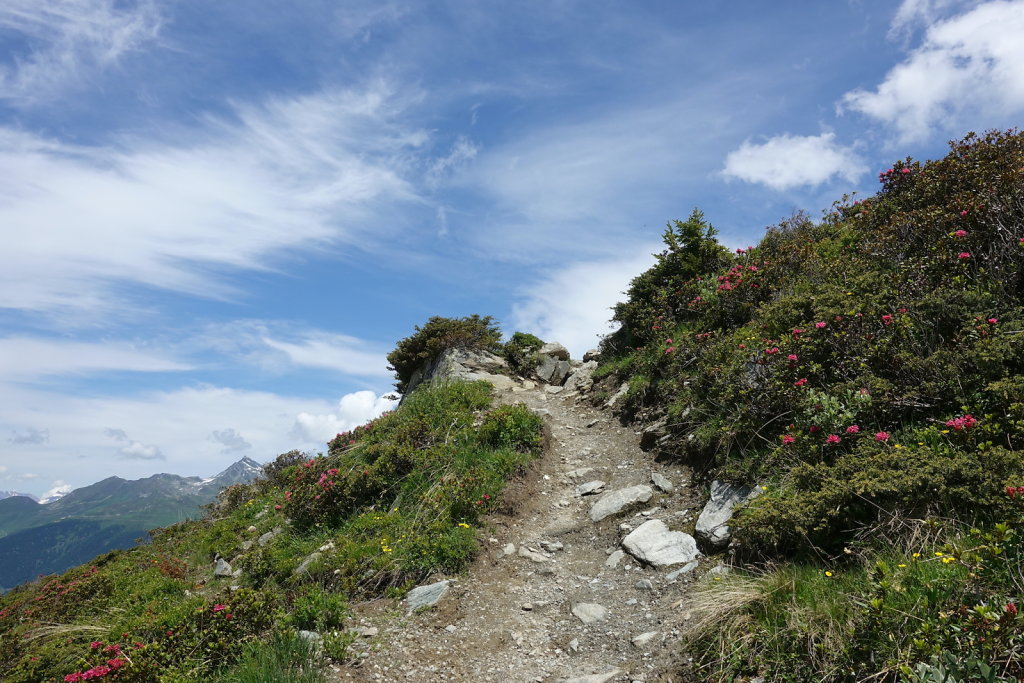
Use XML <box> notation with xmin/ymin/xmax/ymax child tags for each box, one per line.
<box><xmin>333</xmin><ymin>379</ymin><xmax>710</xmax><ymax>683</ymax></box>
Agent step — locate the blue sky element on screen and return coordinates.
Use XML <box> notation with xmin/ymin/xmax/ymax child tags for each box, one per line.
<box><xmin>2</xmin><ymin>0</ymin><xmax>1023</xmax><ymax>498</ymax></box>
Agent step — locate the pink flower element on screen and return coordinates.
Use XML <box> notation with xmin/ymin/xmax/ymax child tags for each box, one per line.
<box><xmin>958</xmin><ymin>252</ymin><xmax>971</xmax><ymax>259</ymax></box>
<box><xmin>846</xmin><ymin>425</ymin><xmax>860</xmax><ymax>434</ymax></box>
<box><xmin>782</xmin><ymin>434</ymin><xmax>795</xmax><ymax>445</ymax></box>
<box><xmin>765</xmin><ymin>347</ymin><xmax>780</xmax><ymax>355</ymax></box>
<box><xmin>960</xmin><ymin>210</ymin><xmax>969</xmax><ymax>216</ymax></box>
<box><xmin>900</xmin><ymin>168</ymin><xmax>911</xmax><ymax>175</ymax></box>
<box><xmin>274</xmin><ymin>504</ymin><xmax>282</xmax><ymax>510</ymax></box>
<box><xmin>665</xmin><ymin>338</ymin><xmax>673</xmax><ymax>344</ymax></box>
<box><xmin>792</xmin><ymin>328</ymin><xmax>804</xmax><ymax>336</ymax></box>
<box><xmin>826</xmin><ymin>434</ymin><xmax>841</xmax><ymax>445</ymax></box>
<box><xmin>875</xmin><ymin>431</ymin><xmax>890</xmax><ymax>442</ymax></box>
<box><xmin>881</xmin><ymin>314</ymin><xmax>894</xmax><ymax>325</ymax></box>
<box><xmin>988</xmin><ymin>318</ymin><xmax>998</xmax><ymax>324</ymax></box>
<box><xmin>794</xmin><ymin>378</ymin><xmax>808</xmax><ymax>387</ymax></box>
<box><xmin>787</xmin><ymin>354</ymin><xmax>798</xmax><ymax>361</ymax></box>
<box><xmin>815</xmin><ymin>321</ymin><xmax>826</xmax><ymax>329</ymax></box>
<box><xmin>90</xmin><ymin>641</ymin><xmax>102</xmax><ymax>650</ymax></box>
<box><xmin>213</xmin><ymin>604</ymin><xmax>227</xmax><ymax>612</ymax></box>
<box><xmin>225</xmin><ymin>613</ymin><xmax>233</xmax><ymax>620</ymax></box>
<box><xmin>738</xmin><ymin>343</ymin><xmax>746</xmax><ymax>349</ymax></box>
<box><xmin>736</xmin><ymin>248</ymin><xmax>745</xmax><ymax>254</ymax></box>
<box><xmin>664</xmin><ymin>346</ymin><xmax>676</xmax><ymax>354</ymax></box>
<box><xmin>954</xmin><ymin>229</ymin><xmax>968</xmax><ymax>237</ymax></box>
<box><xmin>809</xmin><ymin>425</ymin><xmax>821</xmax><ymax>434</ymax></box>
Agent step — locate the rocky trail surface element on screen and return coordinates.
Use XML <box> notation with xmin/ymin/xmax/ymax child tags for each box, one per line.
<box><xmin>335</xmin><ymin>362</ymin><xmax>715</xmax><ymax>683</ymax></box>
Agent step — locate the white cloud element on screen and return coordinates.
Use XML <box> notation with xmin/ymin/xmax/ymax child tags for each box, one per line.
<box><xmin>889</xmin><ymin>0</ymin><xmax>973</xmax><ymax>39</ymax></box>
<box><xmin>510</xmin><ymin>250</ymin><xmax>657</xmax><ymax>359</ymax></box>
<box><xmin>292</xmin><ymin>391</ymin><xmax>398</xmax><ymax>443</ymax></box>
<box><xmin>842</xmin><ymin>0</ymin><xmax>1024</xmax><ymax>143</ymax></box>
<box><xmin>119</xmin><ymin>440</ymin><xmax>164</xmax><ymax>460</ymax></box>
<box><xmin>210</xmin><ymin>428</ymin><xmax>252</xmax><ymax>453</ymax></box>
<box><xmin>0</xmin><ymin>82</ymin><xmax>425</xmax><ymax>316</ymax></box>
<box><xmin>721</xmin><ymin>133</ymin><xmax>866</xmax><ymax>191</ymax></box>
<box><xmin>0</xmin><ymin>337</ymin><xmax>189</xmax><ymax>380</ymax></box>
<box><xmin>0</xmin><ymin>0</ymin><xmax>162</xmax><ymax>105</ymax></box>
<box><xmin>262</xmin><ymin>334</ymin><xmax>392</xmax><ymax>378</ymax></box>
<box><xmin>0</xmin><ymin>382</ymin><xmax>398</xmax><ymax>496</ymax></box>
<box><xmin>9</xmin><ymin>427</ymin><xmax>49</xmax><ymax>445</ymax></box>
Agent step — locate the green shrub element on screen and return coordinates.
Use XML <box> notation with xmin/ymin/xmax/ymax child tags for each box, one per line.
<box><xmin>503</xmin><ymin>331</ymin><xmax>544</xmax><ymax>376</ymax></box>
<box><xmin>387</xmin><ymin>315</ymin><xmax>503</xmax><ymax>393</ymax></box>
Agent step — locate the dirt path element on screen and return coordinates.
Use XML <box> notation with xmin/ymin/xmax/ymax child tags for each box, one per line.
<box><xmin>336</xmin><ymin>382</ymin><xmax>704</xmax><ymax>683</ymax></box>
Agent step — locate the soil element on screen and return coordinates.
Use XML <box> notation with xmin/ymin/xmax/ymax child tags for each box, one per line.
<box><xmin>332</xmin><ymin>379</ymin><xmax>709</xmax><ymax>683</ymax></box>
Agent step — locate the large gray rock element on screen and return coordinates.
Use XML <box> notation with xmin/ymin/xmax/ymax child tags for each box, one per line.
<box><xmin>405</xmin><ymin>579</ymin><xmax>451</xmax><ymax>613</ymax></box>
<box><xmin>589</xmin><ymin>485</ymin><xmax>654</xmax><ymax>522</ymax></box>
<box><xmin>535</xmin><ymin>355</ymin><xmax>571</xmax><ymax>385</ymax></box>
<box><xmin>621</xmin><ymin>519</ymin><xmax>700</xmax><ymax>567</ymax></box>
<box><xmin>214</xmin><ymin>558</ymin><xmax>233</xmax><ymax>577</ymax></box>
<box><xmin>695</xmin><ymin>480</ymin><xmax>763</xmax><ymax>547</ymax></box>
<box><xmin>405</xmin><ymin>348</ymin><xmax>512</xmax><ymax>396</ymax></box>
<box><xmin>564</xmin><ymin>360</ymin><xmax>599</xmax><ymax>393</ymax></box>
<box><xmin>575</xmin><ymin>480</ymin><xmax>606</xmax><ymax>496</ymax></box>
<box><xmin>538</xmin><ymin>342</ymin><xmax>570</xmax><ymax>360</ymax></box>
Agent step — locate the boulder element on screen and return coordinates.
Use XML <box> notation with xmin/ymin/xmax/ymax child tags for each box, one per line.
<box><xmin>213</xmin><ymin>558</ymin><xmax>233</xmax><ymax>577</ymax></box>
<box><xmin>582</xmin><ymin>348</ymin><xmax>601</xmax><ymax>362</ymax></box>
<box><xmin>564</xmin><ymin>360</ymin><xmax>599</xmax><ymax>393</ymax></box>
<box><xmin>621</xmin><ymin>519</ymin><xmax>700</xmax><ymax>567</ymax></box>
<box><xmin>405</xmin><ymin>579</ymin><xmax>451</xmax><ymax>613</ymax></box>
<box><xmin>538</xmin><ymin>342</ymin><xmax>570</xmax><ymax>360</ymax></box>
<box><xmin>589</xmin><ymin>485</ymin><xmax>654</xmax><ymax>522</ymax></box>
<box><xmin>535</xmin><ymin>355</ymin><xmax>571</xmax><ymax>385</ymax></box>
<box><xmin>695</xmin><ymin>480</ymin><xmax>763</xmax><ymax>547</ymax></box>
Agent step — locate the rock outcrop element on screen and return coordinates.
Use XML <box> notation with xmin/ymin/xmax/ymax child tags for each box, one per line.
<box><xmin>695</xmin><ymin>480</ymin><xmax>763</xmax><ymax>547</ymax></box>
<box><xmin>405</xmin><ymin>347</ymin><xmax>514</xmax><ymax>396</ymax></box>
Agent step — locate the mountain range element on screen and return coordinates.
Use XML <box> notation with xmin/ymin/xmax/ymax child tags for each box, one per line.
<box><xmin>0</xmin><ymin>457</ymin><xmax>263</xmax><ymax>591</ymax></box>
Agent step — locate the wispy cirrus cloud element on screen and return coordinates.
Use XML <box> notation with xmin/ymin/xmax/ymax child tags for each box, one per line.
<box><xmin>0</xmin><ymin>336</ymin><xmax>189</xmax><ymax>380</ymax></box>
<box><xmin>722</xmin><ymin>132</ymin><xmax>866</xmax><ymax>191</ymax></box>
<box><xmin>0</xmin><ymin>0</ymin><xmax>162</xmax><ymax>105</ymax></box>
<box><xmin>0</xmin><ymin>82</ymin><xmax>426</xmax><ymax>317</ymax></box>
<box><xmin>843</xmin><ymin>0</ymin><xmax>1024</xmax><ymax>143</ymax></box>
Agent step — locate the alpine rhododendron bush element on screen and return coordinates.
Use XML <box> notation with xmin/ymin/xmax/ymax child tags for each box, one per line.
<box><xmin>0</xmin><ymin>381</ymin><xmax>541</xmax><ymax>682</ymax></box>
<box><xmin>597</xmin><ymin>130</ymin><xmax>1024</xmax><ymax>680</ymax></box>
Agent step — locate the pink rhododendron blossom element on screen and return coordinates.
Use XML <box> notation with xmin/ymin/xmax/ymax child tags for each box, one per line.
<box><xmin>875</xmin><ymin>431</ymin><xmax>890</xmax><ymax>442</ymax></box>
<box><xmin>960</xmin><ymin>210</ymin><xmax>969</xmax><ymax>216</ymax></box>
<box><xmin>794</xmin><ymin>378</ymin><xmax>808</xmax><ymax>387</ymax></box>
<box><xmin>945</xmin><ymin>414</ymin><xmax>978</xmax><ymax>431</ymax></box>
<box><xmin>826</xmin><ymin>434</ymin><xmax>841</xmax><ymax>444</ymax></box>
<box><xmin>787</xmin><ymin>354</ymin><xmax>798</xmax><ymax>361</ymax></box>
<box><xmin>846</xmin><ymin>425</ymin><xmax>860</xmax><ymax>434</ymax></box>
<box><xmin>782</xmin><ymin>434</ymin><xmax>795</xmax><ymax>445</ymax></box>
<box><xmin>958</xmin><ymin>252</ymin><xmax>971</xmax><ymax>259</ymax></box>
<box><xmin>881</xmin><ymin>314</ymin><xmax>894</xmax><ymax>325</ymax></box>
<box><xmin>815</xmin><ymin>321</ymin><xmax>826</xmax><ymax>329</ymax></box>
<box><xmin>988</xmin><ymin>318</ymin><xmax>998</xmax><ymax>324</ymax></box>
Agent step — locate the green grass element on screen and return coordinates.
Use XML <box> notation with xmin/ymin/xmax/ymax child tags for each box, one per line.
<box><xmin>0</xmin><ymin>380</ymin><xmax>543</xmax><ymax>682</ymax></box>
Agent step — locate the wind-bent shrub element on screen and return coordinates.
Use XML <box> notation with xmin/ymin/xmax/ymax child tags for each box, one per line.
<box><xmin>387</xmin><ymin>315</ymin><xmax>503</xmax><ymax>393</ymax></box>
